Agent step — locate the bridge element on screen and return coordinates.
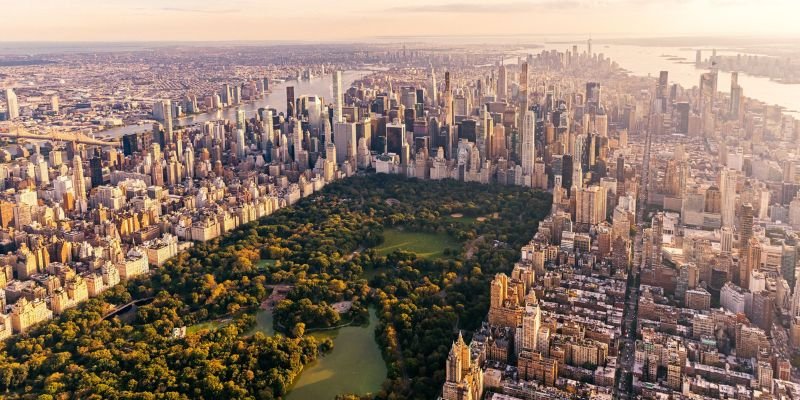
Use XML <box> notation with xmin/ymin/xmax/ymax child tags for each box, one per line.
<box><xmin>0</xmin><ymin>125</ymin><xmax>121</xmax><ymax>147</ymax></box>
<box><xmin>102</xmin><ymin>297</ymin><xmax>155</xmax><ymax>320</ymax></box>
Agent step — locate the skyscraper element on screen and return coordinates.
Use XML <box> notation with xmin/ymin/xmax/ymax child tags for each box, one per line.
<box><xmin>333</xmin><ymin>70</ymin><xmax>343</xmax><ymax>124</ymax></box>
<box><xmin>585</xmin><ymin>82</ymin><xmax>601</xmax><ymax>113</ymax></box>
<box><xmin>497</xmin><ymin>64</ymin><xmax>507</xmax><ymax>101</ymax></box>
<box><xmin>521</xmin><ymin>110</ymin><xmax>536</xmax><ymax>179</ymax></box>
<box><xmin>430</xmin><ymin>67</ymin><xmax>438</xmax><ymax>105</ymax></box>
<box><xmin>657</xmin><ymin>71</ymin><xmax>669</xmax><ymax>113</ymax></box>
<box><xmin>236</xmin><ymin>108</ymin><xmax>246</xmax><ymax>131</ymax></box>
<box><xmin>444</xmin><ymin>71</ymin><xmax>453</xmax><ymax>126</ymax></box>
<box><xmin>72</xmin><ymin>153</ymin><xmax>87</xmax><ymax>213</ymax></box>
<box><xmin>154</xmin><ymin>99</ymin><xmax>174</xmax><ymax>144</ymax></box>
<box><xmin>520</xmin><ymin>62</ymin><xmax>529</xmax><ymax>114</ymax></box>
<box><xmin>720</xmin><ymin>169</ymin><xmax>736</xmax><ymax>228</ymax></box>
<box><xmin>262</xmin><ymin>109</ymin><xmax>274</xmax><ymax>155</ymax></box>
<box><xmin>385</xmin><ymin>122</ymin><xmax>405</xmax><ymax>155</ymax></box>
<box><xmin>236</xmin><ymin>128</ymin><xmax>246</xmax><ymax>159</ymax></box>
<box><xmin>730</xmin><ymin>71</ymin><xmax>743</xmax><ymax>119</ymax></box>
<box><xmin>5</xmin><ymin>88</ymin><xmax>19</xmax><ymax>120</ymax></box>
<box><xmin>334</xmin><ymin>121</ymin><xmax>356</xmax><ymax>166</ymax></box>
<box><xmin>286</xmin><ymin>86</ymin><xmax>295</xmax><ymax>118</ymax></box>
<box><xmin>293</xmin><ymin>121</ymin><xmax>303</xmax><ymax>162</ymax></box>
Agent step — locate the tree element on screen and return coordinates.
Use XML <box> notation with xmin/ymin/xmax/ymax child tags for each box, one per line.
<box><xmin>291</xmin><ymin>322</ymin><xmax>306</xmax><ymax>338</ymax></box>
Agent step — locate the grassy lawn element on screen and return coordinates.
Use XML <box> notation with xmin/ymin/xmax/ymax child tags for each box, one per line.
<box><xmin>256</xmin><ymin>259</ymin><xmax>277</xmax><ymax>270</ymax></box>
<box><xmin>186</xmin><ymin>319</ymin><xmax>228</xmax><ymax>335</ymax></box>
<box><xmin>442</xmin><ymin>214</ymin><xmax>479</xmax><ymax>225</ymax></box>
<box><xmin>373</xmin><ymin>228</ymin><xmax>460</xmax><ymax>259</ymax></box>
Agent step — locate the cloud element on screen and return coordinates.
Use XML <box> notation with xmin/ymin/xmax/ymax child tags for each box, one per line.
<box><xmin>159</xmin><ymin>7</ymin><xmax>239</xmax><ymax>14</ymax></box>
<box><xmin>388</xmin><ymin>1</ymin><xmax>582</xmax><ymax>13</ymax></box>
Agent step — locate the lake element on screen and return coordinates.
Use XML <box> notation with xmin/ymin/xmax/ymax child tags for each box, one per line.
<box><xmin>286</xmin><ymin>308</ymin><xmax>387</xmax><ymax>400</ymax></box>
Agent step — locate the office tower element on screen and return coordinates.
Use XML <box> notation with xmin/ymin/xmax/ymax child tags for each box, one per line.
<box><xmin>50</xmin><ymin>95</ymin><xmax>59</xmax><ymax>113</ymax></box>
<box><xmin>657</xmin><ymin>71</ymin><xmax>669</xmax><ymax>100</ymax></box>
<box><xmin>122</xmin><ymin>133</ymin><xmax>139</xmax><ymax>156</ymax></box>
<box><xmin>184</xmin><ymin>145</ymin><xmax>194</xmax><ymax>179</ymax></box>
<box><xmin>720</xmin><ymin>169</ymin><xmax>736</xmax><ymax>228</ymax></box>
<box><xmin>400</xmin><ymin>86</ymin><xmax>417</xmax><ymax>110</ymax></box>
<box><xmin>236</xmin><ymin>108</ymin><xmax>246</xmax><ymax>131</ymax></box>
<box><xmin>721</xmin><ymin>227</ymin><xmax>733</xmax><ymax>254</ymax></box>
<box><xmin>386</xmin><ymin>122</ymin><xmax>405</xmax><ymax>155</ymax></box>
<box><xmin>459</xmin><ymin>119</ymin><xmax>477</xmax><ymax>143</ymax></box>
<box><xmin>286</xmin><ymin>86</ymin><xmax>295</xmax><ymax>118</ymax></box>
<box><xmin>154</xmin><ymin>99</ymin><xmax>174</xmax><ymax>144</ymax></box>
<box><xmin>699</xmin><ymin>71</ymin><xmax>717</xmax><ymax>135</ymax></box>
<box><xmin>4</xmin><ymin>88</ymin><xmax>19</xmax><ymax>120</ymax></box>
<box><xmin>236</xmin><ymin>128</ymin><xmax>246</xmax><ymax>159</ymax></box>
<box><xmin>585</xmin><ymin>82</ymin><xmax>601</xmax><ymax>113</ymax></box>
<box><xmin>695</xmin><ymin>50</ymin><xmax>702</xmax><ymax>66</ymax></box>
<box><xmin>739</xmin><ymin>203</ymin><xmax>754</xmax><ymax>247</ymax></box>
<box><xmin>478</xmin><ymin>105</ymin><xmax>492</xmax><ymax>161</ymax></box>
<box><xmin>574</xmin><ymin>133</ymin><xmax>591</xmax><ymax>176</ymax></box>
<box><xmin>334</xmin><ymin>122</ymin><xmax>356</xmax><ymax>166</ymax></box>
<box><xmin>497</xmin><ymin>64</ymin><xmax>507</xmax><ymax>101</ymax></box>
<box><xmin>262</xmin><ymin>109</ymin><xmax>274</xmax><ymax>152</ymax></box>
<box><xmin>429</xmin><ymin>67</ymin><xmax>438</xmax><ymax>105</ymax></box>
<box><xmin>730</xmin><ymin>71</ymin><xmax>743</xmax><ymax>119</ymax></box>
<box><xmin>90</xmin><ymin>154</ymin><xmax>103</xmax><ymax>187</ymax></box>
<box><xmin>73</xmin><ymin>154</ymin><xmax>87</xmax><ymax>212</ymax></box>
<box><xmin>493</xmin><ymin>123</ymin><xmax>507</xmax><ymax>159</ymax></box>
<box><xmin>520</xmin><ymin>62</ymin><xmax>529</xmax><ymax>114</ymax></box>
<box><xmin>741</xmin><ymin>237</ymin><xmax>761</xmax><ymax>290</ymax></box>
<box><xmin>676</xmin><ymin>102</ymin><xmax>690</xmax><ymax>134</ymax></box>
<box><xmin>444</xmin><ymin>72</ymin><xmax>453</xmax><ymax>126</ymax></box>
<box><xmin>521</xmin><ymin>110</ymin><xmax>536</xmax><ymax>178</ymax></box>
<box><xmin>333</xmin><ymin>70</ymin><xmax>343</xmax><ymax>124</ymax></box>
<box><xmin>221</xmin><ymin>83</ymin><xmax>232</xmax><ymax>105</ymax></box>
<box><xmin>231</xmin><ymin>85</ymin><xmax>241</xmax><ymax>105</ymax></box>
<box><xmin>587</xmin><ymin>38</ymin><xmax>592</xmax><ymax>55</ymax></box>
<box><xmin>293</xmin><ymin>122</ymin><xmax>303</xmax><ymax>162</ymax></box>
<box><xmin>657</xmin><ymin>71</ymin><xmax>668</xmax><ymax>113</ymax></box>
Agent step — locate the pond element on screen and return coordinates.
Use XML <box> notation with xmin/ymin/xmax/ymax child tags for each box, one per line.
<box><xmin>286</xmin><ymin>308</ymin><xmax>387</xmax><ymax>400</ymax></box>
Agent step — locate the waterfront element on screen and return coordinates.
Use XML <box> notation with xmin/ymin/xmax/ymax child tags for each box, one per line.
<box><xmin>535</xmin><ymin>43</ymin><xmax>800</xmax><ymax>115</ymax></box>
<box><xmin>100</xmin><ymin>70</ymin><xmax>369</xmax><ymax>138</ymax></box>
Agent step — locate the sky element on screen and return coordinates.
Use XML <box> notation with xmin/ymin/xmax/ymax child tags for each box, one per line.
<box><xmin>2</xmin><ymin>0</ymin><xmax>799</xmax><ymax>42</ymax></box>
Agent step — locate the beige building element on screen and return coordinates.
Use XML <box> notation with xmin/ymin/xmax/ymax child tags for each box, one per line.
<box><xmin>50</xmin><ymin>276</ymin><xmax>89</xmax><ymax>315</ymax></box>
<box><xmin>442</xmin><ymin>333</ymin><xmax>484</xmax><ymax>400</ymax></box>
<box><xmin>116</xmin><ymin>248</ymin><xmax>149</xmax><ymax>281</ymax></box>
<box><xmin>144</xmin><ymin>234</ymin><xmax>178</xmax><ymax>267</ymax></box>
<box><xmin>10</xmin><ymin>297</ymin><xmax>53</xmax><ymax>334</ymax></box>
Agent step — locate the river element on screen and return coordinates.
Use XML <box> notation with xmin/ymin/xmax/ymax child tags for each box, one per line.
<box><xmin>100</xmin><ymin>70</ymin><xmax>371</xmax><ymax>138</ymax></box>
<box><xmin>519</xmin><ymin>43</ymin><xmax>800</xmax><ymax>116</ymax></box>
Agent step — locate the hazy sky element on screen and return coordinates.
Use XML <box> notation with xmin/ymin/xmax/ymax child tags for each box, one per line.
<box><xmin>2</xmin><ymin>0</ymin><xmax>799</xmax><ymax>42</ymax></box>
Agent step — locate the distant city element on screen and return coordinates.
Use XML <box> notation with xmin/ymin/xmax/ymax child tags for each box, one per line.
<box><xmin>0</xmin><ymin>35</ymin><xmax>799</xmax><ymax>399</ymax></box>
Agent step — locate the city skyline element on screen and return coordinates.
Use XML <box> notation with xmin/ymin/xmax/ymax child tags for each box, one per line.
<box><xmin>1</xmin><ymin>0</ymin><xmax>800</xmax><ymax>397</ymax></box>
<box><xmin>2</xmin><ymin>0</ymin><xmax>800</xmax><ymax>42</ymax></box>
